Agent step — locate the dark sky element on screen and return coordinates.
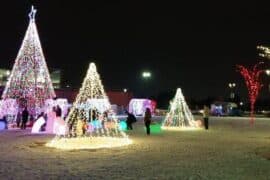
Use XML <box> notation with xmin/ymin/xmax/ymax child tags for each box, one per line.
<box><xmin>0</xmin><ymin>1</ymin><xmax>270</xmax><ymax>100</ymax></box>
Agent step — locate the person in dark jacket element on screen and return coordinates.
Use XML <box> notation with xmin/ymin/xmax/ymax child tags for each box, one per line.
<box><xmin>125</xmin><ymin>111</ymin><xmax>136</xmax><ymax>130</ymax></box>
<box><xmin>21</xmin><ymin>107</ymin><xmax>29</xmax><ymax>129</ymax></box>
<box><xmin>16</xmin><ymin>111</ymin><xmax>21</xmax><ymax>128</ymax></box>
<box><xmin>56</xmin><ymin>105</ymin><xmax>62</xmax><ymax>117</ymax></box>
<box><xmin>89</xmin><ymin>109</ymin><xmax>97</xmax><ymax>122</ymax></box>
<box><xmin>3</xmin><ymin>116</ymin><xmax>8</xmax><ymax>129</ymax></box>
<box><xmin>144</xmin><ymin>108</ymin><xmax>152</xmax><ymax>135</ymax></box>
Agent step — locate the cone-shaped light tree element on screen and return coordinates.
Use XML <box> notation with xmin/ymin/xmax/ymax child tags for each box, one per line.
<box><xmin>162</xmin><ymin>88</ymin><xmax>198</xmax><ymax>130</ymax></box>
<box><xmin>2</xmin><ymin>6</ymin><xmax>55</xmax><ymax>115</ymax></box>
<box><xmin>66</xmin><ymin>62</ymin><xmax>126</xmax><ymax>137</ymax></box>
<box><xmin>46</xmin><ymin>63</ymin><xmax>132</xmax><ymax>150</ymax></box>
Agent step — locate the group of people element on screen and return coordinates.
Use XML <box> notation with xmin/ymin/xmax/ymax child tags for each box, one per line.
<box><xmin>16</xmin><ymin>107</ymin><xmax>32</xmax><ymax>129</ymax></box>
<box><xmin>11</xmin><ymin>104</ymin><xmax>210</xmax><ymax>135</ymax></box>
<box><xmin>15</xmin><ymin>105</ymin><xmax>63</xmax><ymax>131</ymax></box>
<box><xmin>125</xmin><ymin>105</ymin><xmax>210</xmax><ymax>135</ymax></box>
<box><xmin>68</xmin><ymin>107</ymin><xmax>152</xmax><ymax>136</ymax></box>
<box><xmin>125</xmin><ymin>107</ymin><xmax>152</xmax><ymax>135</ymax></box>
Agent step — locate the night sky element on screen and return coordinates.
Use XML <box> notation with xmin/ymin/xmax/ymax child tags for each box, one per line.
<box><xmin>1</xmin><ymin>1</ymin><xmax>270</xmax><ymax>100</ymax></box>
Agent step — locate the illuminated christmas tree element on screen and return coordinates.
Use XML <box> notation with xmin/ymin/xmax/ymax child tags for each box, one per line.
<box><xmin>2</xmin><ymin>6</ymin><xmax>55</xmax><ymax>115</ymax></box>
<box><xmin>162</xmin><ymin>88</ymin><xmax>198</xmax><ymax>130</ymax></box>
<box><xmin>46</xmin><ymin>63</ymin><xmax>131</xmax><ymax>150</ymax></box>
<box><xmin>66</xmin><ymin>62</ymin><xmax>126</xmax><ymax>137</ymax></box>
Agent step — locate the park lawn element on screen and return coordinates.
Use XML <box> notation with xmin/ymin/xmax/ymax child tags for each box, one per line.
<box><xmin>0</xmin><ymin>116</ymin><xmax>270</xmax><ymax>179</ymax></box>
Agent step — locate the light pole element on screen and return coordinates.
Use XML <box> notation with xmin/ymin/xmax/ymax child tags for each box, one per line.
<box><xmin>142</xmin><ymin>71</ymin><xmax>151</xmax><ymax>79</ymax></box>
<box><xmin>228</xmin><ymin>83</ymin><xmax>236</xmax><ymax>100</ymax></box>
<box><xmin>266</xmin><ymin>69</ymin><xmax>270</xmax><ymax>76</ymax></box>
<box><xmin>141</xmin><ymin>71</ymin><xmax>152</xmax><ymax>98</ymax></box>
<box><xmin>265</xmin><ymin>70</ymin><xmax>270</xmax><ymax>92</ymax></box>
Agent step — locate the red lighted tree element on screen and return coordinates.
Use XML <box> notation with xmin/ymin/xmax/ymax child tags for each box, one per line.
<box><xmin>236</xmin><ymin>63</ymin><xmax>263</xmax><ymax>125</ymax></box>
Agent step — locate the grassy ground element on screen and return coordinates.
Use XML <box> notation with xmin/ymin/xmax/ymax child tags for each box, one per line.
<box><xmin>0</xmin><ymin>116</ymin><xmax>270</xmax><ymax>179</ymax></box>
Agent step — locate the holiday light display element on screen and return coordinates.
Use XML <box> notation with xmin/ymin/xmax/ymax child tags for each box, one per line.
<box><xmin>44</xmin><ymin>98</ymin><xmax>70</xmax><ymax>118</ymax></box>
<box><xmin>0</xmin><ymin>99</ymin><xmax>19</xmax><ymax>126</ymax></box>
<box><xmin>162</xmin><ymin>88</ymin><xmax>200</xmax><ymax>130</ymax></box>
<box><xmin>31</xmin><ymin>116</ymin><xmax>45</xmax><ymax>133</ymax></box>
<box><xmin>46</xmin><ymin>109</ymin><xmax>56</xmax><ymax>133</ymax></box>
<box><xmin>66</xmin><ymin>62</ymin><xmax>112</xmax><ymax>136</ymax></box>
<box><xmin>128</xmin><ymin>99</ymin><xmax>156</xmax><ymax>116</ymax></box>
<box><xmin>47</xmin><ymin>137</ymin><xmax>132</xmax><ymax>150</ymax></box>
<box><xmin>237</xmin><ymin>63</ymin><xmax>263</xmax><ymax>125</ymax></box>
<box><xmin>1</xmin><ymin>6</ymin><xmax>55</xmax><ymax>116</ymax></box>
<box><xmin>0</xmin><ymin>99</ymin><xmax>18</xmax><ymax>118</ymax></box>
<box><xmin>46</xmin><ymin>63</ymin><xmax>132</xmax><ymax>150</ymax></box>
<box><xmin>0</xmin><ymin>101</ymin><xmax>2</xmax><ymax>119</ymax></box>
<box><xmin>53</xmin><ymin>117</ymin><xmax>67</xmax><ymax>136</ymax></box>
<box><xmin>0</xmin><ymin>122</ymin><xmax>6</xmax><ymax>131</ymax></box>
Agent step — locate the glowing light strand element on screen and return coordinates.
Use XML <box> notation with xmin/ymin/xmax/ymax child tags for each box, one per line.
<box><xmin>1</xmin><ymin>6</ymin><xmax>55</xmax><ymax>115</ymax></box>
<box><xmin>46</xmin><ymin>137</ymin><xmax>132</xmax><ymax>150</ymax></box>
<box><xmin>162</xmin><ymin>88</ymin><xmax>199</xmax><ymax>130</ymax></box>
<box><xmin>236</xmin><ymin>63</ymin><xmax>264</xmax><ymax>125</ymax></box>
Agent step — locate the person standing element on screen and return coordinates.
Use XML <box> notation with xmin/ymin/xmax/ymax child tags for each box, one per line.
<box><xmin>144</xmin><ymin>108</ymin><xmax>152</xmax><ymax>135</ymax></box>
<box><xmin>125</xmin><ymin>111</ymin><xmax>136</xmax><ymax>130</ymax></box>
<box><xmin>203</xmin><ymin>105</ymin><xmax>210</xmax><ymax>130</ymax></box>
<box><xmin>16</xmin><ymin>111</ymin><xmax>21</xmax><ymax>128</ymax></box>
<box><xmin>29</xmin><ymin>115</ymin><xmax>35</xmax><ymax>127</ymax></box>
<box><xmin>56</xmin><ymin>105</ymin><xmax>62</xmax><ymax>117</ymax></box>
<box><xmin>3</xmin><ymin>116</ymin><xmax>8</xmax><ymax>129</ymax></box>
<box><xmin>21</xmin><ymin>107</ymin><xmax>29</xmax><ymax>129</ymax></box>
<box><xmin>89</xmin><ymin>109</ymin><xmax>97</xmax><ymax>122</ymax></box>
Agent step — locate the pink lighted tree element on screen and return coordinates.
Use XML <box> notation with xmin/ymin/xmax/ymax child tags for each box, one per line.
<box><xmin>236</xmin><ymin>62</ymin><xmax>264</xmax><ymax>125</ymax></box>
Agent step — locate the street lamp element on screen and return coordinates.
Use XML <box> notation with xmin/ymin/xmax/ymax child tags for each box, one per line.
<box><xmin>142</xmin><ymin>71</ymin><xmax>151</xmax><ymax>79</ymax></box>
<box><xmin>6</xmin><ymin>70</ymin><xmax>10</xmax><ymax>76</ymax></box>
<box><xmin>123</xmin><ymin>88</ymin><xmax>127</xmax><ymax>93</ymax></box>
<box><xmin>141</xmin><ymin>71</ymin><xmax>152</xmax><ymax>98</ymax></box>
<box><xmin>228</xmin><ymin>83</ymin><xmax>236</xmax><ymax>99</ymax></box>
<box><xmin>228</xmin><ymin>83</ymin><xmax>236</xmax><ymax>88</ymax></box>
<box><xmin>266</xmin><ymin>69</ymin><xmax>270</xmax><ymax>76</ymax></box>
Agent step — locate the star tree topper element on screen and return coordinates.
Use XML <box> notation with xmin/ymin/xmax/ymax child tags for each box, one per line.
<box><xmin>28</xmin><ymin>6</ymin><xmax>37</xmax><ymax>21</ymax></box>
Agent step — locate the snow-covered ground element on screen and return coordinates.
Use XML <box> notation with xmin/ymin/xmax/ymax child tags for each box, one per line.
<box><xmin>1</xmin><ymin>116</ymin><xmax>270</xmax><ymax>179</ymax></box>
